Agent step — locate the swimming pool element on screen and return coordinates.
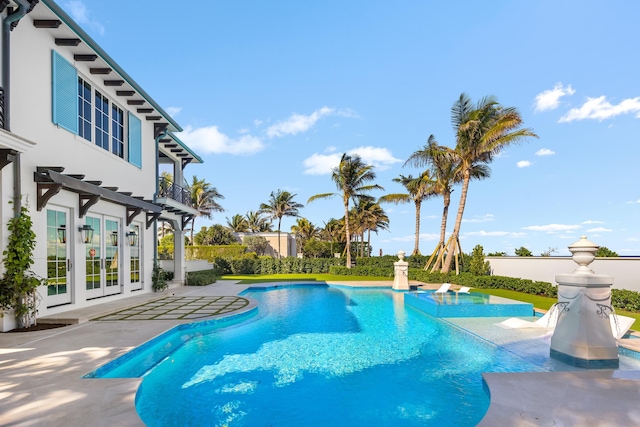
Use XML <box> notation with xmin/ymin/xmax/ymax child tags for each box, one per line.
<box><xmin>91</xmin><ymin>285</ymin><xmax>551</xmax><ymax>426</ymax></box>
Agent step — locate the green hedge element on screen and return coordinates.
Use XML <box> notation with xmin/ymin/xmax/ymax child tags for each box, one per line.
<box><xmin>186</xmin><ymin>269</ymin><xmax>218</xmax><ymax>286</ymax></box>
<box><xmin>611</xmin><ymin>289</ymin><xmax>640</xmax><ymax>312</ymax></box>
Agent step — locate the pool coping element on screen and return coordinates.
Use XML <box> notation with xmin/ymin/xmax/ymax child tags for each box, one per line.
<box><xmin>2</xmin><ymin>280</ymin><xmax>640</xmax><ymax>426</ymax></box>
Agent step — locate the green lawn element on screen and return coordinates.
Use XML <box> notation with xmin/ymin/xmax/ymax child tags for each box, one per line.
<box><xmin>219</xmin><ymin>273</ymin><xmax>393</xmax><ymax>284</ymax></box>
<box><xmin>478</xmin><ymin>288</ymin><xmax>640</xmax><ymax>330</ymax></box>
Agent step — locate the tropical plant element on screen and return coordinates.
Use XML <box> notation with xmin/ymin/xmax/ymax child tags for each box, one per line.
<box><xmin>379</xmin><ymin>172</ymin><xmax>435</xmax><ymax>256</ymax></box>
<box><xmin>441</xmin><ymin>94</ymin><xmax>538</xmax><ymax>273</ymax></box>
<box><xmin>487</xmin><ymin>251</ymin><xmax>507</xmax><ymax>256</ymax></box>
<box><xmin>259</xmin><ymin>190</ymin><xmax>304</xmax><ymax>258</ymax></box>
<box><xmin>352</xmin><ymin>200</ymin><xmax>389</xmax><ymax>257</ymax></box>
<box><xmin>0</xmin><ymin>204</ymin><xmax>45</xmax><ymax>329</ymax></box>
<box><xmin>469</xmin><ymin>244</ymin><xmax>491</xmax><ymax>275</ymax></box>
<box><xmin>152</xmin><ymin>262</ymin><xmax>168</xmax><ymax>292</ymax></box>
<box><xmin>246</xmin><ymin>210</ymin><xmax>272</xmax><ymax>232</ymax></box>
<box><xmin>186</xmin><ymin>175</ymin><xmax>225</xmax><ymax>244</ymax></box>
<box><xmin>308</xmin><ymin>153</ymin><xmax>383</xmax><ymax>268</ymax></box>
<box><xmin>290</xmin><ymin>218</ymin><xmax>321</xmax><ymax>256</ymax></box>
<box><xmin>321</xmin><ymin>218</ymin><xmax>344</xmax><ymax>256</ymax></box>
<box><xmin>303</xmin><ymin>238</ymin><xmax>333</xmax><ymax>258</ymax></box>
<box><xmin>242</xmin><ymin>235</ymin><xmax>269</xmax><ymax>255</ymax></box>
<box><xmin>540</xmin><ymin>247</ymin><xmax>558</xmax><ymax>257</ymax></box>
<box><xmin>515</xmin><ymin>246</ymin><xmax>533</xmax><ymax>257</ymax></box>
<box><xmin>226</xmin><ymin>214</ymin><xmax>249</xmax><ymax>232</ymax></box>
<box><xmin>194</xmin><ymin>224</ymin><xmax>240</xmax><ymax>245</ymax></box>
<box><xmin>596</xmin><ymin>246</ymin><xmax>619</xmax><ymax>257</ymax></box>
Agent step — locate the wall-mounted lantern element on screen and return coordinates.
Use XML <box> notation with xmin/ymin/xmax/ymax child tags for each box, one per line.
<box><xmin>57</xmin><ymin>225</ymin><xmax>66</xmax><ymax>244</ymax></box>
<box><xmin>79</xmin><ymin>224</ymin><xmax>94</xmax><ymax>244</ymax></box>
<box><xmin>110</xmin><ymin>231</ymin><xmax>118</xmax><ymax>247</ymax></box>
<box><xmin>126</xmin><ymin>231</ymin><xmax>138</xmax><ymax>247</ymax></box>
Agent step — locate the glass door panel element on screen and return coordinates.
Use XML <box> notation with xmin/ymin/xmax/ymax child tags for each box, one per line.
<box><xmin>104</xmin><ymin>218</ymin><xmax>120</xmax><ymax>295</ymax></box>
<box><xmin>130</xmin><ymin>224</ymin><xmax>142</xmax><ymax>290</ymax></box>
<box><xmin>85</xmin><ymin>216</ymin><xmax>102</xmax><ymax>299</ymax></box>
<box><xmin>46</xmin><ymin>209</ymin><xmax>71</xmax><ymax>307</ymax></box>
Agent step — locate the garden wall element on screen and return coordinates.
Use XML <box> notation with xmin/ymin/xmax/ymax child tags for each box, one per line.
<box><xmin>488</xmin><ymin>257</ymin><xmax>640</xmax><ymax>292</ymax></box>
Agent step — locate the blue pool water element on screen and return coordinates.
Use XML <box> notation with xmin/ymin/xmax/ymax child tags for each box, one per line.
<box><xmin>405</xmin><ymin>290</ymin><xmax>534</xmax><ymax>318</ymax></box>
<box><xmin>93</xmin><ymin>286</ymin><xmax>548</xmax><ymax>426</ymax></box>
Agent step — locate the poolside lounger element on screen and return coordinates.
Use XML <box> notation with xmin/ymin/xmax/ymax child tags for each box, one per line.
<box><xmin>434</xmin><ymin>283</ymin><xmax>451</xmax><ymax>294</ymax></box>
<box><xmin>610</xmin><ymin>314</ymin><xmax>635</xmax><ymax>340</ymax></box>
<box><xmin>497</xmin><ymin>311</ymin><xmax>634</xmax><ymax>340</ymax></box>
<box><xmin>457</xmin><ymin>286</ymin><xmax>471</xmax><ymax>294</ymax></box>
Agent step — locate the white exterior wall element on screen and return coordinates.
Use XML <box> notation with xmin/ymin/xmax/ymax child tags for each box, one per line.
<box><xmin>0</xmin><ymin>8</ymin><xmax>161</xmax><ymax>319</ymax></box>
<box><xmin>235</xmin><ymin>232</ymin><xmax>297</xmax><ymax>258</ymax></box>
<box><xmin>488</xmin><ymin>257</ymin><xmax>640</xmax><ymax>293</ymax></box>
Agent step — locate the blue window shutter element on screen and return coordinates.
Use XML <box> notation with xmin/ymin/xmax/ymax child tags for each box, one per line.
<box><xmin>51</xmin><ymin>50</ymin><xmax>78</xmax><ymax>133</ymax></box>
<box><xmin>128</xmin><ymin>112</ymin><xmax>142</xmax><ymax>168</ymax></box>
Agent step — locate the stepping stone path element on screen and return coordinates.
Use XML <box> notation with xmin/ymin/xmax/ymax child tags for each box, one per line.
<box><xmin>93</xmin><ymin>296</ymin><xmax>249</xmax><ymax>321</ymax></box>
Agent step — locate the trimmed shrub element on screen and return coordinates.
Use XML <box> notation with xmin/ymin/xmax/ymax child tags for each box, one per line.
<box><xmin>187</xmin><ymin>269</ymin><xmax>218</xmax><ymax>286</ymax></box>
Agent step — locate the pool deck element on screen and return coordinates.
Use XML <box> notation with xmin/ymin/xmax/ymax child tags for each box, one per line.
<box><xmin>2</xmin><ymin>281</ymin><xmax>640</xmax><ymax>426</ymax></box>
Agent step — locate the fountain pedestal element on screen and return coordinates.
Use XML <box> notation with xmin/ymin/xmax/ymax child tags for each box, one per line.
<box><xmin>392</xmin><ymin>250</ymin><xmax>409</xmax><ymax>291</ymax></box>
<box><xmin>550</xmin><ymin>236</ymin><xmax>619</xmax><ymax>368</ymax></box>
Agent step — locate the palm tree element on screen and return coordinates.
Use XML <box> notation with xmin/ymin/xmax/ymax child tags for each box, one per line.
<box><xmin>440</xmin><ymin>94</ymin><xmax>538</xmax><ymax>273</ymax></box>
<box><xmin>245</xmin><ymin>210</ymin><xmax>272</xmax><ymax>232</ymax></box>
<box><xmin>226</xmin><ymin>214</ymin><xmax>249</xmax><ymax>232</ymax></box>
<box><xmin>308</xmin><ymin>153</ymin><xmax>383</xmax><ymax>268</ymax></box>
<box><xmin>187</xmin><ymin>176</ymin><xmax>225</xmax><ymax>244</ymax></box>
<box><xmin>259</xmin><ymin>190</ymin><xmax>304</xmax><ymax>258</ymax></box>
<box><xmin>290</xmin><ymin>218</ymin><xmax>321</xmax><ymax>255</ymax></box>
<box><xmin>379</xmin><ymin>172</ymin><xmax>435</xmax><ymax>256</ymax></box>
<box><xmin>356</xmin><ymin>201</ymin><xmax>389</xmax><ymax>257</ymax></box>
<box><xmin>322</xmin><ymin>218</ymin><xmax>343</xmax><ymax>256</ymax></box>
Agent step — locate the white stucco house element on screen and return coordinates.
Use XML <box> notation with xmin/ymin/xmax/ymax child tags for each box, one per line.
<box><xmin>234</xmin><ymin>232</ymin><xmax>297</xmax><ymax>258</ymax></box>
<box><xmin>0</xmin><ymin>0</ymin><xmax>202</xmax><ymax>330</ymax></box>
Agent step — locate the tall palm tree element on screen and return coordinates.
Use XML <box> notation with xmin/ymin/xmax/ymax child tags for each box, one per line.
<box><xmin>379</xmin><ymin>172</ymin><xmax>435</xmax><ymax>256</ymax></box>
<box><xmin>245</xmin><ymin>210</ymin><xmax>272</xmax><ymax>232</ymax></box>
<box><xmin>290</xmin><ymin>217</ymin><xmax>321</xmax><ymax>255</ymax></box>
<box><xmin>187</xmin><ymin>176</ymin><xmax>225</xmax><ymax>244</ymax></box>
<box><xmin>308</xmin><ymin>153</ymin><xmax>383</xmax><ymax>268</ymax></box>
<box><xmin>259</xmin><ymin>190</ymin><xmax>304</xmax><ymax>258</ymax></box>
<box><xmin>226</xmin><ymin>214</ymin><xmax>249</xmax><ymax>232</ymax></box>
<box><xmin>441</xmin><ymin>94</ymin><xmax>538</xmax><ymax>273</ymax></box>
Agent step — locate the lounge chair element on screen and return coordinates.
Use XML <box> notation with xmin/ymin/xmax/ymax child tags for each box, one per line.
<box><xmin>434</xmin><ymin>283</ymin><xmax>451</xmax><ymax>294</ymax></box>
<box><xmin>457</xmin><ymin>286</ymin><xmax>471</xmax><ymax>294</ymax></box>
<box><xmin>610</xmin><ymin>314</ymin><xmax>635</xmax><ymax>340</ymax></box>
<box><xmin>497</xmin><ymin>309</ymin><xmax>559</xmax><ymax>330</ymax></box>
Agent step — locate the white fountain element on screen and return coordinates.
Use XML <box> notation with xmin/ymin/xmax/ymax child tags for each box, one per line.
<box><xmin>550</xmin><ymin>236</ymin><xmax>619</xmax><ymax>368</ymax></box>
<box><xmin>392</xmin><ymin>250</ymin><xmax>410</xmax><ymax>291</ymax></box>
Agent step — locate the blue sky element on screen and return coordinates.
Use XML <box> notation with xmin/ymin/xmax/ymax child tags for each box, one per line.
<box><xmin>60</xmin><ymin>0</ymin><xmax>640</xmax><ymax>256</ymax></box>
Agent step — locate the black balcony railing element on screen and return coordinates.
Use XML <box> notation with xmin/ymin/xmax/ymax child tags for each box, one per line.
<box><xmin>158</xmin><ymin>177</ymin><xmax>193</xmax><ymax>208</ymax></box>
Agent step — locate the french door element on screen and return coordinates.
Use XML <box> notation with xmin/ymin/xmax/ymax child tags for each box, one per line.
<box><xmin>46</xmin><ymin>208</ymin><xmax>72</xmax><ymax>307</ymax></box>
<box><xmin>85</xmin><ymin>215</ymin><xmax>121</xmax><ymax>299</ymax></box>
<box><xmin>130</xmin><ymin>223</ymin><xmax>142</xmax><ymax>291</ymax></box>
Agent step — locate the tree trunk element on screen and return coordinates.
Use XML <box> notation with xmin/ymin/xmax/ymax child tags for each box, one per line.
<box><xmin>367</xmin><ymin>229</ymin><xmax>371</xmax><ymax>257</ymax></box>
<box><xmin>277</xmin><ymin>217</ymin><xmax>282</xmax><ymax>259</ymax></box>
<box><xmin>190</xmin><ymin>218</ymin><xmax>196</xmax><ymax>245</ymax></box>
<box><xmin>344</xmin><ymin>199</ymin><xmax>351</xmax><ymax>268</ymax></box>
<box><xmin>442</xmin><ymin>173</ymin><xmax>470</xmax><ymax>273</ymax></box>
<box><xmin>412</xmin><ymin>200</ymin><xmax>421</xmax><ymax>256</ymax></box>
<box><xmin>432</xmin><ymin>189</ymin><xmax>451</xmax><ymax>270</ymax></box>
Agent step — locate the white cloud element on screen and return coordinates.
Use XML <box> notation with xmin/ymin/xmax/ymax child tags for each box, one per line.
<box><xmin>523</xmin><ymin>224</ymin><xmax>581</xmax><ymax>232</ymax></box>
<box><xmin>627</xmin><ymin>238</ymin><xmax>639</xmax><ymax>242</ymax></box>
<box><xmin>535</xmin><ymin>148</ymin><xmax>555</xmax><ymax>156</ymax></box>
<box><xmin>559</xmin><ymin>96</ymin><xmax>640</xmax><ymax>122</ymax></box>
<box><xmin>302</xmin><ymin>146</ymin><xmax>401</xmax><ymax>175</ymax></box>
<box><xmin>178</xmin><ymin>125</ymin><xmax>264</xmax><ymax>156</ymax></box>
<box><xmin>464</xmin><ymin>230</ymin><xmax>526</xmax><ymax>237</ymax></box>
<box><xmin>64</xmin><ymin>1</ymin><xmax>105</xmax><ymax>35</ymax></box>
<box><xmin>302</xmin><ymin>152</ymin><xmax>342</xmax><ymax>175</ymax></box>
<box><xmin>517</xmin><ymin>160</ymin><xmax>532</xmax><ymax>168</ymax></box>
<box><xmin>534</xmin><ymin>83</ymin><xmax>575</xmax><ymax>112</ymax></box>
<box><xmin>266</xmin><ymin>107</ymin><xmax>356</xmax><ymax>138</ymax></box>
<box><xmin>381</xmin><ymin>233</ymin><xmax>439</xmax><ymax>243</ymax></box>
<box><xmin>586</xmin><ymin>227</ymin><xmax>612</xmax><ymax>232</ymax></box>
<box><xmin>253</xmin><ymin>119</ymin><xmax>263</xmax><ymax>127</ymax></box>
<box><xmin>582</xmin><ymin>220</ymin><xmax>604</xmax><ymax>224</ymax></box>
<box><xmin>165</xmin><ymin>106</ymin><xmax>182</xmax><ymax>116</ymax></box>
<box><xmin>462</xmin><ymin>214</ymin><xmax>495</xmax><ymax>223</ymax></box>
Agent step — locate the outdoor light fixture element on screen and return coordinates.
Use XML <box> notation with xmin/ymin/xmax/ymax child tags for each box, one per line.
<box><xmin>126</xmin><ymin>231</ymin><xmax>138</xmax><ymax>247</ymax></box>
<box><xmin>57</xmin><ymin>225</ymin><xmax>66</xmax><ymax>244</ymax></box>
<box><xmin>110</xmin><ymin>231</ymin><xmax>118</xmax><ymax>247</ymax></box>
<box><xmin>79</xmin><ymin>224</ymin><xmax>94</xmax><ymax>244</ymax></box>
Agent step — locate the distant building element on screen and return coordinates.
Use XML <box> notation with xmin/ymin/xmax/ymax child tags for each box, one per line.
<box><xmin>235</xmin><ymin>232</ymin><xmax>297</xmax><ymax>258</ymax></box>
